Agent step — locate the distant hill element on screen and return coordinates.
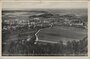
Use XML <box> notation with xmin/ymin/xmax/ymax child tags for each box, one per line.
<box><xmin>2</xmin><ymin>8</ymin><xmax>88</xmax><ymax>23</ymax></box>
<box><xmin>2</xmin><ymin>8</ymin><xmax>87</xmax><ymax>15</ymax></box>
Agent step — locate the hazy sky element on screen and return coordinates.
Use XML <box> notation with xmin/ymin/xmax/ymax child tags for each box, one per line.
<box><xmin>2</xmin><ymin>2</ymin><xmax>88</xmax><ymax>10</ymax></box>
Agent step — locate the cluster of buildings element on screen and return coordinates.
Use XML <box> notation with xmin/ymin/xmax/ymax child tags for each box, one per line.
<box><xmin>2</xmin><ymin>15</ymin><xmax>52</xmax><ymax>30</ymax></box>
<box><xmin>2</xmin><ymin>13</ymin><xmax>87</xmax><ymax>31</ymax></box>
<box><xmin>57</xmin><ymin>15</ymin><xmax>87</xmax><ymax>29</ymax></box>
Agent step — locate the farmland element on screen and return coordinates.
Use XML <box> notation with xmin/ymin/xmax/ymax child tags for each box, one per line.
<box><xmin>38</xmin><ymin>25</ymin><xmax>87</xmax><ymax>44</ymax></box>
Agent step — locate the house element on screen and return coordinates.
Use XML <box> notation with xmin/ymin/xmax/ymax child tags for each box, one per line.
<box><xmin>3</xmin><ymin>20</ymin><xmax>10</xmax><ymax>24</ymax></box>
<box><xmin>70</xmin><ymin>19</ymin><xmax>83</xmax><ymax>26</ymax></box>
<box><xmin>43</xmin><ymin>20</ymin><xmax>49</xmax><ymax>23</ymax></box>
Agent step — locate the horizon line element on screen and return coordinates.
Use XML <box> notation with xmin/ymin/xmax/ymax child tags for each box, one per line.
<box><xmin>2</xmin><ymin>8</ymin><xmax>87</xmax><ymax>11</ymax></box>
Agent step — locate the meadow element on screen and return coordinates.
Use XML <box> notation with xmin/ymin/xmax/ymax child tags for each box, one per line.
<box><xmin>38</xmin><ymin>26</ymin><xmax>87</xmax><ymax>44</ymax></box>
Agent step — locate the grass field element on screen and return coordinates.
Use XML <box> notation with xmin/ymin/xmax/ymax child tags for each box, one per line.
<box><xmin>37</xmin><ymin>26</ymin><xmax>87</xmax><ymax>44</ymax></box>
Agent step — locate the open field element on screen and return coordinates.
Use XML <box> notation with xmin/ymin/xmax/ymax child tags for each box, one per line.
<box><xmin>37</xmin><ymin>26</ymin><xmax>87</xmax><ymax>44</ymax></box>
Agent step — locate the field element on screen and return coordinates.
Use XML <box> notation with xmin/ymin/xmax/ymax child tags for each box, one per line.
<box><xmin>37</xmin><ymin>26</ymin><xmax>87</xmax><ymax>44</ymax></box>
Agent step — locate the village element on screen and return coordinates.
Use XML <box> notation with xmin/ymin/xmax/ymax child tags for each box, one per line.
<box><xmin>2</xmin><ymin>12</ymin><xmax>87</xmax><ymax>31</ymax></box>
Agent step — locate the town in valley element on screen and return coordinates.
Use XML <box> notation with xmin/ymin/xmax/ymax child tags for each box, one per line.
<box><xmin>2</xmin><ymin>9</ymin><xmax>88</xmax><ymax>56</ymax></box>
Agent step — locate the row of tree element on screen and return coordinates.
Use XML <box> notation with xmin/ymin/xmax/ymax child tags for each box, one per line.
<box><xmin>2</xmin><ymin>36</ymin><xmax>87</xmax><ymax>56</ymax></box>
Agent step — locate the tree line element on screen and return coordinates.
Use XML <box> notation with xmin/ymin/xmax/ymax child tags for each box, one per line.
<box><xmin>2</xmin><ymin>36</ymin><xmax>87</xmax><ymax>56</ymax></box>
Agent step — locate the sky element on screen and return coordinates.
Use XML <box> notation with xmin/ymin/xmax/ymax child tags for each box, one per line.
<box><xmin>2</xmin><ymin>2</ymin><xmax>88</xmax><ymax>10</ymax></box>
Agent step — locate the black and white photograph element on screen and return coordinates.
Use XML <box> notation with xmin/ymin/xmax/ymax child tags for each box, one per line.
<box><xmin>2</xmin><ymin>2</ymin><xmax>88</xmax><ymax>56</ymax></box>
